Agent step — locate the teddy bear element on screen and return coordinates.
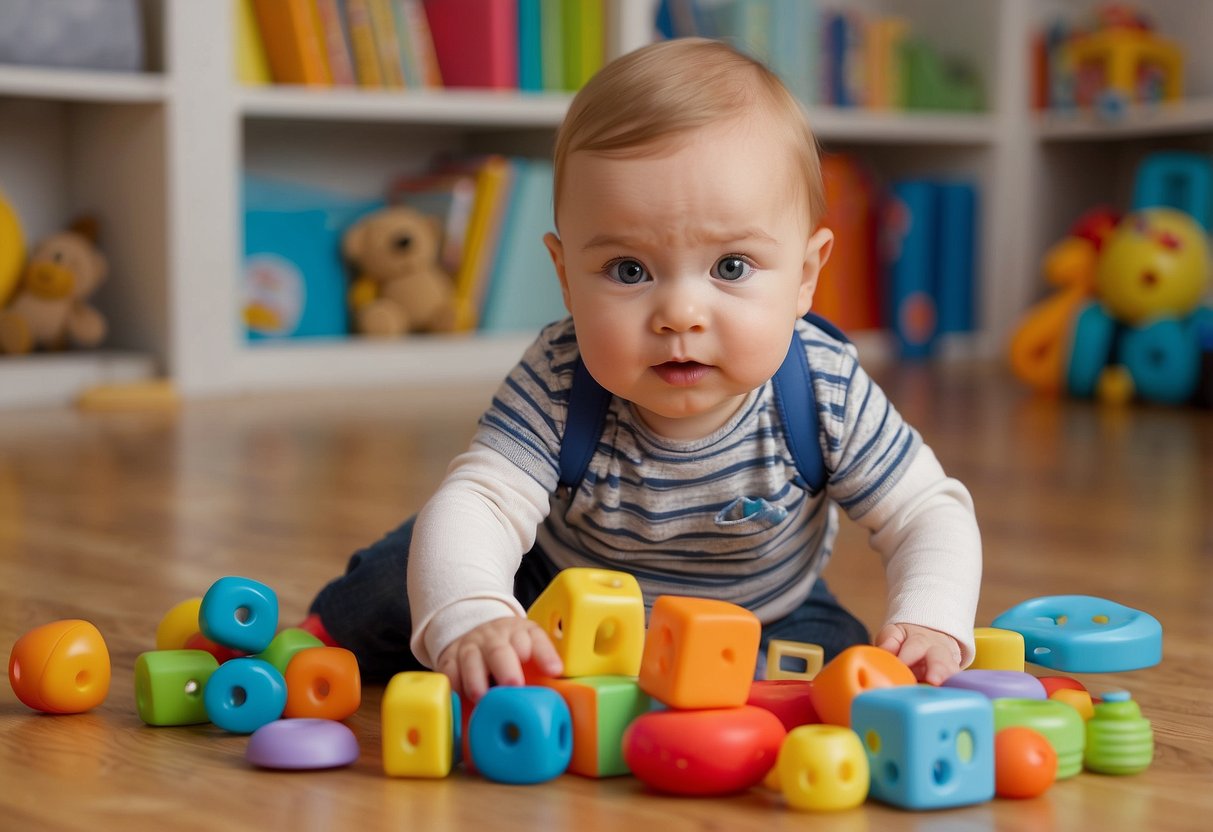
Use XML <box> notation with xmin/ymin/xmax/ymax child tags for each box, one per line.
<box><xmin>342</xmin><ymin>205</ymin><xmax>457</xmax><ymax>337</ymax></box>
<box><xmin>0</xmin><ymin>218</ymin><xmax>108</xmax><ymax>355</ymax></box>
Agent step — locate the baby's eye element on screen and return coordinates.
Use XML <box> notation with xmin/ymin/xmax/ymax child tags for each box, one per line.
<box><xmin>605</xmin><ymin>258</ymin><xmax>650</xmax><ymax>285</ymax></box>
<box><xmin>712</xmin><ymin>255</ymin><xmax>753</xmax><ymax>282</ymax></box>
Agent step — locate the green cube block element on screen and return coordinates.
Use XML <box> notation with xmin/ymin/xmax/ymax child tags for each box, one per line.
<box><xmin>548</xmin><ymin>675</ymin><xmax>651</xmax><ymax>777</ymax></box>
<box><xmin>135</xmin><ymin>649</ymin><xmax>219</xmax><ymax>726</ymax></box>
<box><xmin>254</xmin><ymin>628</ymin><xmax>323</xmax><ymax>675</ymax></box>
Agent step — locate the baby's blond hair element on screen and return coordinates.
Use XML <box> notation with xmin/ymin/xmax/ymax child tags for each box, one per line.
<box><xmin>552</xmin><ymin>37</ymin><xmax>826</xmax><ymax>228</ymax></box>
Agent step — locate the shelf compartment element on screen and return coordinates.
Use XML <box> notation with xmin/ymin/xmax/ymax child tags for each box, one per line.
<box><xmin>1035</xmin><ymin>96</ymin><xmax>1213</xmax><ymax>141</ymax></box>
<box><xmin>810</xmin><ymin>108</ymin><xmax>997</xmax><ymax>144</ymax></box>
<box><xmin>0</xmin><ymin>351</ymin><xmax>156</xmax><ymax>409</ymax></box>
<box><xmin>0</xmin><ymin>66</ymin><xmax>166</xmax><ymax>104</ymax></box>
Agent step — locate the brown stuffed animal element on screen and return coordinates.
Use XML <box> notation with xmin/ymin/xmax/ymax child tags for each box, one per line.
<box><xmin>0</xmin><ymin>219</ymin><xmax>108</xmax><ymax>355</ymax></box>
<box><xmin>342</xmin><ymin>205</ymin><xmax>456</xmax><ymax>337</ymax></box>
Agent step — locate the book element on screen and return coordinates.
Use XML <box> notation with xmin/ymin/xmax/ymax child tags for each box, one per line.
<box><xmin>345</xmin><ymin>0</ymin><xmax>385</xmax><ymax>86</ymax></box>
<box><xmin>392</xmin><ymin>0</ymin><xmax>423</xmax><ymax>87</ymax></box>
<box><xmin>367</xmin><ymin>0</ymin><xmax>406</xmax><ymax>87</ymax></box>
<box><xmin>865</xmin><ymin>16</ymin><xmax>908</xmax><ymax>109</ymax></box>
<box><xmin>235</xmin><ymin>0</ymin><xmax>272</xmax><ymax>85</ymax></box>
<box><xmin>815</xmin><ymin>155</ymin><xmax>881</xmax><ymax>332</ymax></box>
<box><xmin>251</xmin><ymin>0</ymin><xmax>333</xmax><ymax>86</ymax></box>
<box><xmin>518</xmin><ymin>0</ymin><xmax>544</xmax><ymax>92</ymax></box>
<box><xmin>769</xmin><ymin>0</ymin><xmax>817</xmax><ymax>105</ymax></box>
<box><xmin>424</xmin><ymin>0</ymin><xmax>519</xmax><ymax>89</ymax></box>
<box><xmin>562</xmin><ymin>0</ymin><xmax>604</xmax><ymax>91</ymax></box>
<box><xmin>885</xmin><ymin>179</ymin><xmax>939</xmax><ymax>358</ymax></box>
<box><xmin>448</xmin><ymin>156</ymin><xmax>514</xmax><ymax>331</ymax></box>
<box><xmin>316</xmin><ymin>0</ymin><xmax>357</xmax><ymax>85</ymax></box>
<box><xmin>388</xmin><ymin>169</ymin><xmax>479</xmax><ymax>275</ymax></box>
<box><xmin>399</xmin><ymin>0</ymin><xmax>443</xmax><ymax>87</ymax></box>
<box><xmin>539</xmin><ymin>0</ymin><xmax>564</xmax><ymax>91</ymax></box>
<box><xmin>935</xmin><ymin>182</ymin><xmax>978</xmax><ymax>334</ymax></box>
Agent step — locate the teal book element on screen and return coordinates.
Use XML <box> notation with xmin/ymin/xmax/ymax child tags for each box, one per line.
<box><xmin>770</xmin><ymin>0</ymin><xmax>816</xmax><ymax>105</ymax></box>
<box><xmin>518</xmin><ymin>0</ymin><xmax>543</xmax><ymax>91</ymax></box>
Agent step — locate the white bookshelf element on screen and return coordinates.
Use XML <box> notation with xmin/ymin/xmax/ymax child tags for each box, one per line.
<box><xmin>2</xmin><ymin>0</ymin><xmax>1212</xmax><ymax>407</ymax></box>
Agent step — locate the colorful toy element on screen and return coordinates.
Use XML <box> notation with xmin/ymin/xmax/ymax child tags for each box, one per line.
<box><xmin>747</xmin><ymin>680</ymin><xmax>820</xmax><ymax>732</ymax></box>
<box><xmin>1096</xmin><ymin>208</ymin><xmax>1209</xmax><ymax>325</ymax></box>
<box><xmin>1084</xmin><ymin>690</ymin><xmax>1154</xmax><ymax>774</ymax></box>
<box><xmin>1051</xmin><ymin>687</ymin><xmax>1096</xmax><ymax>721</ymax></box>
<box><xmin>1065</xmin><ymin>24</ymin><xmax>1182</xmax><ymax>113</ymax></box>
<box><xmin>765</xmin><ymin>639</ymin><xmax>824</xmax><ymax>682</ymax></box>
<box><xmin>382</xmin><ymin>671</ymin><xmax>455</xmax><ymax>778</ymax></box>
<box><xmin>0</xmin><ymin>186</ymin><xmax>24</xmax><ymax>307</ymax></box>
<box><xmin>183</xmin><ymin>631</ymin><xmax>244</xmax><ymax>664</ymax></box>
<box><xmin>1132</xmin><ymin>151</ymin><xmax>1212</xmax><ymax>230</ymax></box>
<box><xmin>942</xmin><ymin>670</ymin><xmax>1047</xmax><ymax>701</ymax></box>
<box><xmin>1037</xmin><ymin>676</ymin><xmax>1088</xmax><ymax>698</ymax></box>
<box><xmin>991</xmin><ymin>595</ymin><xmax>1162</xmax><ymax>673</ymax></box>
<box><xmin>994</xmin><ymin>726</ymin><xmax>1057</xmax><ymax>799</ymax></box>
<box><xmin>852</xmin><ymin>686</ymin><xmax>995</xmax><ymax>810</ymax></box>
<box><xmin>622</xmin><ymin>705</ymin><xmax>786</xmax><ymax>796</ymax></box>
<box><xmin>770</xmin><ymin>724</ymin><xmax>869</xmax><ymax>811</ymax></box>
<box><xmin>155</xmin><ymin>597</ymin><xmax>204</xmax><ymax>651</ymax></box>
<box><xmin>808</xmin><ymin>645</ymin><xmax>916</xmax><ymax>728</ymax></box>
<box><xmin>0</xmin><ymin>218</ymin><xmax>108</xmax><ymax>355</ymax></box>
<box><xmin>134</xmin><ymin>649</ymin><xmax>218</xmax><ymax>726</ymax></box>
<box><xmin>246</xmin><ymin>719</ymin><xmax>361</xmax><ymax>770</ymax></box>
<box><xmin>283</xmin><ymin>646</ymin><xmax>361</xmax><ymax>721</ymax></box>
<box><xmin>202</xmin><ymin>657</ymin><xmax>287</xmax><ymax>734</ymax></box>
<box><xmin>969</xmin><ymin>627</ymin><xmax>1027</xmax><ymax>672</ymax></box>
<box><xmin>993</xmin><ymin>698</ymin><xmax>1086</xmax><ymax>779</ymax></box>
<box><xmin>467</xmin><ymin>686</ymin><xmax>572</xmax><ymax>785</ymax></box>
<box><xmin>198</xmin><ymin>576</ymin><xmax>279</xmax><ymax>655</ymax></box>
<box><xmin>538</xmin><ymin>675</ymin><xmax>650</xmax><ymax>778</ymax></box>
<box><xmin>255</xmin><ymin>627</ymin><xmax>324</xmax><ymax>674</ymax></box>
<box><xmin>638</xmin><ymin>595</ymin><xmax>761</xmax><ymax>710</ymax></box>
<box><xmin>525</xmin><ymin>568</ymin><xmax>645</xmax><ymax>678</ymax></box>
<box><xmin>8</xmin><ymin>619</ymin><xmax>111</xmax><ymax>714</ymax></box>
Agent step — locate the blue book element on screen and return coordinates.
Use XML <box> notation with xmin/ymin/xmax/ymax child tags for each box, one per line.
<box><xmin>518</xmin><ymin>0</ymin><xmax>543</xmax><ymax>92</ymax></box>
<box><xmin>935</xmin><ymin>181</ymin><xmax>978</xmax><ymax>334</ymax></box>
<box><xmin>770</xmin><ymin>0</ymin><xmax>817</xmax><ymax>105</ymax></box>
<box><xmin>887</xmin><ymin>179</ymin><xmax>939</xmax><ymax>359</ymax></box>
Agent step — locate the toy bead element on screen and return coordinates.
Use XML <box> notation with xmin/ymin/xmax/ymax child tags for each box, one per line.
<box><xmin>283</xmin><ymin>646</ymin><xmax>361</xmax><ymax>721</ymax></box>
<box><xmin>995</xmin><ymin>727</ymin><xmax>1058</xmax><ymax>799</ymax></box>
<box><xmin>774</xmin><ymin>724</ymin><xmax>869</xmax><ymax>811</ymax></box>
<box><xmin>255</xmin><ymin>628</ymin><xmax>324</xmax><ymax>675</ymax></box>
<box><xmin>747</xmin><ymin>680</ymin><xmax>820</xmax><ymax>732</ymax></box>
<box><xmin>1084</xmin><ymin>691</ymin><xmax>1154</xmax><ymax>775</ymax></box>
<box><xmin>969</xmin><ymin>627</ymin><xmax>1026</xmax><ymax>672</ymax></box>
<box><xmin>247</xmin><ymin>719</ymin><xmax>360</xmax><ymax>770</ymax></box>
<box><xmin>765</xmin><ymin>639</ymin><xmax>824</xmax><ymax>681</ymax></box>
<box><xmin>525</xmin><ymin>568</ymin><xmax>645</xmax><ymax>678</ymax></box>
<box><xmin>993</xmin><ymin>698</ymin><xmax>1086</xmax><ymax>779</ymax></box>
<box><xmin>540</xmin><ymin>675</ymin><xmax>651</xmax><ymax>777</ymax></box>
<box><xmin>198</xmin><ymin>576</ymin><xmax>279</xmax><ymax>654</ymax></box>
<box><xmin>1050</xmin><ymin>688</ymin><xmax>1096</xmax><ymax>721</ymax></box>
<box><xmin>942</xmin><ymin>669</ymin><xmax>1047</xmax><ymax>701</ymax></box>
<box><xmin>468</xmin><ymin>686</ymin><xmax>572</xmax><ymax>785</ymax></box>
<box><xmin>135</xmin><ymin>649</ymin><xmax>219</xmax><ymax>726</ymax></box>
<box><xmin>9</xmin><ymin>619</ymin><xmax>111</xmax><ymax>714</ymax></box>
<box><xmin>382</xmin><ymin>671</ymin><xmax>455</xmax><ymax>778</ymax></box>
<box><xmin>203</xmin><ymin>657</ymin><xmax>287</xmax><ymax>734</ymax></box>
<box><xmin>808</xmin><ymin>645</ymin><xmax>916</xmax><ymax>727</ymax></box>
<box><xmin>155</xmin><ymin>597</ymin><xmax>203</xmax><ymax>651</ymax></box>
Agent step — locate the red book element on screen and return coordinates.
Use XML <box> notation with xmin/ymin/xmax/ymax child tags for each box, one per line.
<box><xmin>422</xmin><ymin>0</ymin><xmax>518</xmax><ymax>88</ymax></box>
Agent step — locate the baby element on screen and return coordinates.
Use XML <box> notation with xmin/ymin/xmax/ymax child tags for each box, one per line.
<box><xmin>304</xmin><ymin>38</ymin><xmax>982</xmax><ymax>701</ymax></box>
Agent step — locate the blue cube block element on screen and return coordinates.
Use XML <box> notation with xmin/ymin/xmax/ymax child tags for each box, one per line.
<box><xmin>468</xmin><ymin>686</ymin><xmax>572</xmax><ymax>784</ymax></box>
<box><xmin>203</xmin><ymin>658</ymin><xmax>287</xmax><ymax>734</ymax></box>
<box><xmin>852</xmin><ymin>686</ymin><xmax>994</xmax><ymax>810</ymax></box>
<box><xmin>199</xmin><ymin>576</ymin><xmax>279</xmax><ymax>654</ymax></box>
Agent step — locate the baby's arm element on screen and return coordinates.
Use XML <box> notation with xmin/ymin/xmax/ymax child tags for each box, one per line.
<box><xmin>435</xmin><ymin>617</ymin><xmax>562</xmax><ymax>702</ymax></box>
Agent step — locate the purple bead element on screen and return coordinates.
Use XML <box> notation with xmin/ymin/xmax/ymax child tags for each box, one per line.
<box><xmin>247</xmin><ymin>719</ymin><xmax>360</xmax><ymax>770</ymax></box>
<box><xmin>942</xmin><ymin>670</ymin><xmax>1047</xmax><ymax>700</ymax></box>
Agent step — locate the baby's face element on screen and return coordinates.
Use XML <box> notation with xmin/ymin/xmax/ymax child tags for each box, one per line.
<box><xmin>546</xmin><ymin>118</ymin><xmax>832</xmax><ymax>439</ymax></box>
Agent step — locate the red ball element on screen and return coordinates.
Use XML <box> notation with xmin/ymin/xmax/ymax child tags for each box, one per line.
<box><xmin>995</xmin><ymin>726</ymin><xmax>1058</xmax><ymax>799</ymax></box>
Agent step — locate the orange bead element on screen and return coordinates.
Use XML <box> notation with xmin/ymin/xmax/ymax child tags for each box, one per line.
<box><xmin>8</xmin><ymin>619</ymin><xmax>111</xmax><ymax>713</ymax></box>
<box><xmin>995</xmin><ymin>726</ymin><xmax>1058</xmax><ymax>799</ymax></box>
<box><xmin>283</xmin><ymin>646</ymin><xmax>361</xmax><ymax>720</ymax></box>
<box><xmin>808</xmin><ymin>645</ymin><xmax>916</xmax><ymax>727</ymax></box>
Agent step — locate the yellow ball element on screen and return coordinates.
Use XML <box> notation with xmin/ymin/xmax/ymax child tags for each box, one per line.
<box><xmin>1096</xmin><ymin>209</ymin><xmax>1210</xmax><ymax>324</ymax></box>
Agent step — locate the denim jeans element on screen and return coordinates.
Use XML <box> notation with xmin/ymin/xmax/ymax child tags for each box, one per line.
<box><xmin>310</xmin><ymin>516</ymin><xmax>871</xmax><ymax>681</ymax></box>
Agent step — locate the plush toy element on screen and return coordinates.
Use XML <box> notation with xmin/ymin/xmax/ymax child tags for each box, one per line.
<box><xmin>0</xmin><ymin>218</ymin><xmax>108</xmax><ymax>355</ymax></box>
<box><xmin>342</xmin><ymin>205</ymin><xmax>456</xmax><ymax>337</ymax></box>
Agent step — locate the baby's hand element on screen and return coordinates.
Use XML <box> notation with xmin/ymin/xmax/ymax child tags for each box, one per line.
<box><xmin>875</xmin><ymin>623</ymin><xmax>962</xmax><ymax>686</ymax></box>
<box><xmin>435</xmin><ymin>617</ymin><xmax>563</xmax><ymax>703</ymax></box>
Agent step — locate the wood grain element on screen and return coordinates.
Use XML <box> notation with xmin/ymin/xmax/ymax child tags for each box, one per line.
<box><xmin>1</xmin><ymin>364</ymin><xmax>1210</xmax><ymax>831</ymax></box>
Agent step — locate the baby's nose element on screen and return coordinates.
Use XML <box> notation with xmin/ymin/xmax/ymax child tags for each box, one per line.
<box><xmin>651</xmin><ymin>279</ymin><xmax>708</xmax><ymax>334</ymax></box>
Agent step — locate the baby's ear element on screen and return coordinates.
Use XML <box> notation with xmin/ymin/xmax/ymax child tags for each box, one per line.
<box><xmin>543</xmin><ymin>232</ymin><xmax>572</xmax><ymax>313</ymax></box>
<box><xmin>798</xmin><ymin>226</ymin><xmax>834</xmax><ymax>316</ymax></box>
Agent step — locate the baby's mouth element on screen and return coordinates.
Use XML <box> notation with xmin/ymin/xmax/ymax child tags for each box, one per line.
<box><xmin>652</xmin><ymin>361</ymin><xmax>711</xmax><ymax>386</ymax></box>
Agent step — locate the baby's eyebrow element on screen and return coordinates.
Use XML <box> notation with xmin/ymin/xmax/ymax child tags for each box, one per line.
<box><xmin>582</xmin><ymin>228</ymin><xmax>777</xmax><ymax>252</ymax></box>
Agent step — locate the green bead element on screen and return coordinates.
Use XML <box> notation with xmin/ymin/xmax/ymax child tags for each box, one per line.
<box><xmin>135</xmin><ymin>650</ymin><xmax>219</xmax><ymax>726</ymax></box>
<box><xmin>1085</xmin><ymin>692</ymin><xmax>1153</xmax><ymax>775</ymax></box>
<box><xmin>254</xmin><ymin>628</ymin><xmax>323</xmax><ymax>675</ymax></box>
<box><xmin>994</xmin><ymin>697</ymin><xmax>1086</xmax><ymax>779</ymax></box>
<box><xmin>576</xmin><ymin>676</ymin><xmax>652</xmax><ymax>777</ymax></box>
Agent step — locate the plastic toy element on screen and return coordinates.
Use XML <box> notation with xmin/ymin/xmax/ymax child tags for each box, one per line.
<box><xmin>1051</xmin><ymin>687</ymin><xmax>1096</xmax><ymax>720</ymax></box>
<box><xmin>1066</xmin><ymin>25</ymin><xmax>1182</xmax><ymax>113</ymax></box>
<box><xmin>539</xmin><ymin>675</ymin><xmax>650</xmax><ymax>778</ymax></box>
<box><xmin>765</xmin><ymin>639</ymin><xmax>824</xmax><ymax>681</ymax></box>
<box><xmin>991</xmin><ymin>595</ymin><xmax>1162</xmax><ymax>673</ymax></box>
<box><xmin>852</xmin><ymin>686</ymin><xmax>995</xmax><ymax>811</ymax></box>
<box><xmin>247</xmin><ymin>719</ymin><xmax>361</xmax><ymax>770</ymax></box>
<box><xmin>155</xmin><ymin>597</ymin><xmax>204</xmax><ymax>651</ymax></box>
<box><xmin>1084</xmin><ymin>690</ymin><xmax>1153</xmax><ymax>774</ymax></box>
<box><xmin>993</xmin><ymin>698</ymin><xmax>1086</xmax><ymax>779</ymax></box>
<box><xmin>994</xmin><ymin>726</ymin><xmax>1057</xmax><ymax>799</ymax></box>
<box><xmin>1096</xmin><ymin>208</ymin><xmax>1209</xmax><ymax>325</ymax></box>
<box><xmin>468</xmin><ymin>686</ymin><xmax>572</xmax><ymax>785</ymax></box>
<box><xmin>969</xmin><ymin>627</ymin><xmax>1026</xmax><ymax>672</ymax></box>
<box><xmin>808</xmin><ymin>645</ymin><xmax>916</xmax><ymax>728</ymax></box>
<box><xmin>622</xmin><ymin>705</ymin><xmax>785</xmax><ymax>796</ymax></box>
<box><xmin>770</xmin><ymin>724</ymin><xmax>869</xmax><ymax>811</ymax></box>
<box><xmin>382</xmin><ymin>671</ymin><xmax>455</xmax><ymax>778</ymax></box>
<box><xmin>0</xmin><ymin>218</ymin><xmax>108</xmax><ymax>355</ymax></box>
<box><xmin>183</xmin><ymin>631</ymin><xmax>244</xmax><ymax>664</ymax></box>
<box><xmin>638</xmin><ymin>595</ymin><xmax>761</xmax><ymax>710</ymax></box>
<box><xmin>8</xmin><ymin>619</ymin><xmax>111</xmax><ymax>714</ymax></box>
<box><xmin>283</xmin><ymin>646</ymin><xmax>361</xmax><ymax>721</ymax></box>
<box><xmin>202</xmin><ymin>657</ymin><xmax>287</xmax><ymax>734</ymax></box>
<box><xmin>526</xmin><ymin>568</ymin><xmax>645</xmax><ymax>678</ymax></box>
<box><xmin>747</xmin><ymin>680</ymin><xmax>820</xmax><ymax>731</ymax></box>
<box><xmin>942</xmin><ymin>670</ymin><xmax>1047</xmax><ymax>701</ymax></box>
<box><xmin>255</xmin><ymin>627</ymin><xmax>323</xmax><ymax>674</ymax></box>
<box><xmin>134</xmin><ymin>649</ymin><xmax>218</xmax><ymax>726</ymax></box>
<box><xmin>1038</xmin><ymin>676</ymin><xmax>1093</xmax><ymax>698</ymax></box>
<box><xmin>1132</xmin><ymin>152</ymin><xmax>1212</xmax><ymax>230</ymax></box>
<box><xmin>198</xmin><ymin>576</ymin><xmax>279</xmax><ymax>654</ymax></box>
<box><xmin>0</xmin><ymin>186</ymin><xmax>24</xmax><ymax>307</ymax></box>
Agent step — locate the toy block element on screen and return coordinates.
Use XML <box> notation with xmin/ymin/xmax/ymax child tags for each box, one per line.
<box><xmin>991</xmin><ymin>595</ymin><xmax>1162</xmax><ymax>672</ymax></box>
<box><xmin>134</xmin><ymin>649</ymin><xmax>219</xmax><ymax>726</ymax></box>
<box><xmin>969</xmin><ymin>627</ymin><xmax>1025</xmax><ymax>671</ymax></box>
<box><xmin>8</xmin><ymin>619</ymin><xmax>111</xmax><ymax>714</ymax></box>
<box><xmin>255</xmin><ymin>628</ymin><xmax>324</xmax><ymax>675</ymax></box>
<box><xmin>155</xmin><ymin>597</ymin><xmax>203</xmax><ymax>650</ymax></box>
<box><xmin>382</xmin><ymin>671</ymin><xmax>455</xmax><ymax>778</ymax></box>
<box><xmin>993</xmin><ymin>698</ymin><xmax>1085</xmax><ymax>779</ymax></box>
<box><xmin>772</xmin><ymin>724</ymin><xmax>869</xmax><ymax>811</ymax></box>
<box><xmin>202</xmin><ymin>657</ymin><xmax>287</xmax><ymax>734</ymax></box>
<box><xmin>942</xmin><ymin>669</ymin><xmax>1047</xmax><ymax>700</ymax></box>
<box><xmin>247</xmin><ymin>718</ymin><xmax>360</xmax><ymax>770</ymax></box>
<box><xmin>1051</xmin><ymin>688</ymin><xmax>1095</xmax><ymax>721</ymax></box>
<box><xmin>183</xmin><ymin>631</ymin><xmax>244</xmax><ymax>664</ymax></box>
<box><xmin>638</xmin><ymin>595</ymin><xmax>761</xmax><ymax>709</ymax></box>
<box><xmin>766</xmin><ymin>639</ymin><xmax>824</xmax><ymax>681</ymax></box>
<box><xmin>852</xmin><ymin>686</ymin><xmax>995</xmax><ymax>810</ymax></box>
<box><xmin>540</xmin><ymin>675</ymin><xmax>651</xmax><ymax>777</ymax></box>
<box><xmin>808</xmin><ymin>645</ymin><xmax>916</xmax><ymax>727</ymax></box>
<box><xmin>1038</xmin><ymin>675</ymin><xmax>1087</xmax><ymax>697</ymax></box>
<box><xmin>622</xmin><ymin>705</ymin><xmax>786</xmax><ymax>796</ymax></box>
<box><xmin>468</xmin><ymin>686</ymin><xmax>572</xmax><ymax>784</ymax></box>
<box><xmin>526</xmin><ymin>568</ymin><xmax>645</xmax><ymax>677</ymax></box>
<box><xmin>283</xmin><ymin>646</ymin><xmax>361</xmax><ymax>720</ymax></box>
<box><xmin>995</xmin><ymin>727</ymin><xmax>1057</xmax><ymax>799</ymax></box>
<box><xmin>747</xmin><ymin>680</ymin><xmax>820</xmax><ymax>731</ymax></box>
<box><xmin>1084</xmin><ymin>691</ymin><xmax>1153</xmax><ymax>775</ymax></box>
<box><xmin>199</xmin><ymin>576</ymin><xmax>279</xmax><ymax>654</ymax></box>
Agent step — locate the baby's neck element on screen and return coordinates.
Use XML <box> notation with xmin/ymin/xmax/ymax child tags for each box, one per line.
<box><xmin>632</xmin><ymin>392</ymin><xmax>752</xmax><ymax>441</ymax></box>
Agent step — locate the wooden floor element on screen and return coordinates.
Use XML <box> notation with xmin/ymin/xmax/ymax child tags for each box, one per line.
<box><xmin>1</xmin><ymin>360</ymin><xmax>1210</xmax><ymax>832</ymax></box>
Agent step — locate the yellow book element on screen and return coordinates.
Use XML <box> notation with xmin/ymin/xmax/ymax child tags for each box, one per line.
<box><xmin>367</xmin><ymin>0</ymin><xmax>406</xmax><ymax>88</ymax></box>
<box><xmin>251</xmin><ymin>0</ymin><xmax>332</xmax><ymax>85</ymax></box>
<box><xmin>452</xmin><ymin>157</ymin><xmax>512</xmax><ymax>332</ymax></box>
<box><xmin>345</xmin><ymin>0</ymin><xmax>384</xmax><ymax>87</ymax></box>
<box><xmin>234</xmin><ymin>0</ymin><xmax>272</xmax><ymax>85</ymax></box>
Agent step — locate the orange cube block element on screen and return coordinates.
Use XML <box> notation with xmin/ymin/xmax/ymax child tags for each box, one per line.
<box><xmin>8</xmin><ymin>619</ymin><xmax>111</xmax><ymax>714</ymax></box>
<box><xmin>808</xmin><ymin>645</ymin><xmax>916</xmax><ymax>727</ymax></box>
<box><xmin>638</xmin><ymin>595</ymin><xmax>761</xmax><ymax>709</ymax></box>
<box><xmin>283</xmin><ymin>646</ymin><xmax>361</xmax><ymax>720</ymax></box>
<box><xmin>540</xmin><ymin>675</ymin><xmax>651</xmax><ymax>777</ymax></box>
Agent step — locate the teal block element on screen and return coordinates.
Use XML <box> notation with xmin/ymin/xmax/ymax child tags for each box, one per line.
<box><xmin>203</xmin><ymin>657</ymin><xmax>287</xmax><ymax>734</ymax></box>
<box><xmin>199</xmin><ymin>576</ymin><xmax>279</xmax><ymax>654</ymax></box>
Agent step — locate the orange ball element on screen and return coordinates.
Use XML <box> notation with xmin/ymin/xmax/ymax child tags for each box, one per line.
<box><xmin>9</xmin><ymin>619</ymin><xmax>111</xmax><ymax>713</ymax></box>
<box><xmin>995</xmin><ymin>726</ymin><xmax>1058</xmax><ymax>799</ymax></box>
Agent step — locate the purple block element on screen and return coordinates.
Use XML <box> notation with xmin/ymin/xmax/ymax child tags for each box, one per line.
<box><xmin>247</xmin><ymin>718</ymin><xmax>360</xmax><ymax>770</ymax></box>
<box><xmin>941</xmin><ymin>670</ymin><xmax>1047</xmax><ymax>701</ymax></box>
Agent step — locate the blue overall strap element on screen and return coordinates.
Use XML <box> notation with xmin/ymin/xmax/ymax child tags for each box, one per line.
<box><xmin>557</xmin><ymin>358</ymin><xmax>613</xmax><ymax>490</ymax></box>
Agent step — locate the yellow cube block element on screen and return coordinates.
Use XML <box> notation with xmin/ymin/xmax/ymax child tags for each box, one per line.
<box><xmin>526</xmin><ymin>568</ymin><xmax>645</xmax><ymax>678</ymax></box>
<box><xmin>970</xmin><ymin>627</ymin><xmax>1025</xmax><ymax>671</ymax></box>
<box><xmin>766</xmin><ymin>639</ymin><xmax>825</xmax><ymax>681</ymax></box>
<box><xmin>382</xmin><ymin>671</ymin><xmax>453</xmax><ymax>778</ymax></box>
<box><xmin>773</xmin><ymin>724</ymin><xmax>870</xmax><ymax>811</ymax></box>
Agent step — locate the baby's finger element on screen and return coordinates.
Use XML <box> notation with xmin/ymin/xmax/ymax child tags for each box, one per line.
<box><xmin>875</xmin><ymin>624</ymin><xmax>906</xmax><ymax>654</ymax></box>
<box><xmin>525</xmin><ymin>624</ymin><xmax>564</xmax><ymax>676</ymax></box>
<box><xmin>458</xmin><ymin>645</ymin><xmax>491</xmax><ymax>703</ymax></box>
<box><xmin>437</xmin><ymin>656</ymin><xmax>464</xmax><ymax>702</ymax></box>
<box><xmin>921</xmin><ymin>643</ymin><xmax>961</xmax><ymax>686</ymax></box>
<box><xmin>484</xmin><ymin>641</ymin><xmax>525</xmax><ymax>688</ymax></box>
